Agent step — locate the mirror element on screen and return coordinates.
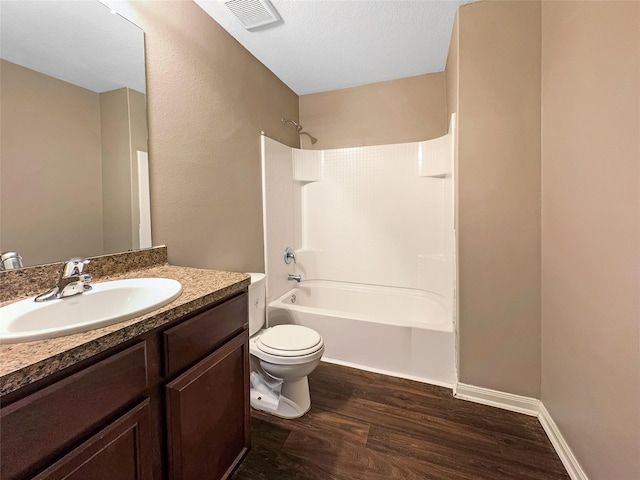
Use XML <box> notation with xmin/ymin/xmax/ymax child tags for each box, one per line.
<box><xmin>0</xmin><ymin>1</ymin><xmax>149</xmax><ymax>268</ymax></box>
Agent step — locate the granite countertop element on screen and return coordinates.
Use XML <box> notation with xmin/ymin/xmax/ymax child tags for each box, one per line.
<box><xmin>0</xmin><ymin>264</ymin><xmax>250</xmax><ymax>397</ymax></box>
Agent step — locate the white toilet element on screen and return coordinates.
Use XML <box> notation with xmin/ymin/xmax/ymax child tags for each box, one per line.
<box><xmin>247</xmin><ymin>273</ymin><xmax>324</xmax><ymax>419</ymax></box>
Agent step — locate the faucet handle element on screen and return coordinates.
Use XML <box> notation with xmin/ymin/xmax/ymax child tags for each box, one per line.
<box><xmin>284</xmin><ymin>247</ymin><xmax>296</xmax><ymax>265</ymax></box>
<box><xmin>63</xmin><ymin>257</ymin><xmax>90</xmax><ymax>277</ymax></box>
<box><xmin>78</xmin><ymin>273</ymin><xmax>92</xmax><ymax>283</ymax></box>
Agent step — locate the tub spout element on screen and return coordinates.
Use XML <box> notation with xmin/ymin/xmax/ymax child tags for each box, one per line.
<box><xmin>288</xmin><ymin>274</ymin><xmax>302</xmax><ymax>283</ymax></box>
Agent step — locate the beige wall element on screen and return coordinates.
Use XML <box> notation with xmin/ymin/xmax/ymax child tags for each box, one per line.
<box><xmin>101</xmin><ymin>88</ymin><xmax>134</xmax><ymax>253</ymax></box>
<box><xmin>455</xmin><ymin>1</ymin><xmax>542</xmax><ymax>398</ymax></box>
<box><xmin>299</xmin><ymin>73</ymin><xmax>448</xmax><ymax>149</ymax></box>
<box><xmin>541</xmin><ymin>2</ymin><xmax>640</xmax><ymax>478</ymax></box>
<box><xmin>114</xmin><ymin>0</ymin><xmax>299</xmax><ymax>273</ymax></box>
<box><xmin>445</xmin><ymin>14</ymin><xmax>458</xmax><ymax>122</ymax></box>
<box><xmin>129</xmin><ymin>88</ymin><xmax>149</xmax><ymax>249</ymax></box>
<box><xmin>0</xmin><ymin>60</ymin><xmax>104</xmax><ymax>266</ymax></box>
<box><xmin>100</xmin><ymin>88</ymin><xmax>147</xmax><ymax>253</ymax></box>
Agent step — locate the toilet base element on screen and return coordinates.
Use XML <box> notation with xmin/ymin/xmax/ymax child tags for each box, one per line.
<box><xmin>250</xmin><ymin>376</ymin><xmax>311</xmax><ymax>419</ymax></box>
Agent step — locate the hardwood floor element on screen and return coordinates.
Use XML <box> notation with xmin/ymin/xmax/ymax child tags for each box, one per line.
<box><xmin>231</xmin><ymin>362</ymin><xmax>570</xmax><ymax>480</ymax></box>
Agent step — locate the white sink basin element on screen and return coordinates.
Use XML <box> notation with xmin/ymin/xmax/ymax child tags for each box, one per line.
<box><xmin>0</xmin><ymin>278</ymin><xmax>182</xmax><ymax>344</ymax></box>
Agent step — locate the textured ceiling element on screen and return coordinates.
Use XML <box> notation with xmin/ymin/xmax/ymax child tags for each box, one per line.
<box><xmin>1</xmin><ymin>0</ymin><xmax>475</xmax><ymax>96</ymax></box>
<box><xmin>0</xmin><ymin>1</ymin><xmax>144</xmax><ymax>93</ymax></box>
<box><xmin>195</xmin><ymin>0</ymin><xmax>477</xmax><ymax>95</ymax></box>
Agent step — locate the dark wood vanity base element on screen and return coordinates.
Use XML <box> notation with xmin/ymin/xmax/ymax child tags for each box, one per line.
<box><xmin>0</xmin><ymin>291</ymin><xmax>250</xmax><ymax>480</ymax></box>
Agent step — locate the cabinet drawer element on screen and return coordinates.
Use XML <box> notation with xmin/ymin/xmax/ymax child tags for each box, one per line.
<box><xmin>0</xmin><ymin>342</ymin><xmax>148</xmax><ymax>480</ymax></box>
<box><xmin>163</xmin><ymin>293</ymin><xmax>247</xmax><ymax>377</ymax></box>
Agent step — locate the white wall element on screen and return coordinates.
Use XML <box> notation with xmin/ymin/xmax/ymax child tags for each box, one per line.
<box><xmin>294</xmin><ymin>142</ymin><xmax>451</xmax><ymax>295</ymax></box>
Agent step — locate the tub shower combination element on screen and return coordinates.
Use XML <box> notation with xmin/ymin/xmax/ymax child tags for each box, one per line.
<box><xmin>268</xmin><ymin>280</ymin><xmax>454</xmax><ymax>385</ymax></box>
<box><xmin>262</xmin><ymin>116</ymin><xmax>456</xmax><ymax>386</ymax></box>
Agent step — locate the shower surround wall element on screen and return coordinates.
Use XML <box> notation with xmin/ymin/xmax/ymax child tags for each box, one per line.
<box><xmin>262</xmin><ymin>118</ymin><xmax>455</xmax><ymax>385</ymax></box>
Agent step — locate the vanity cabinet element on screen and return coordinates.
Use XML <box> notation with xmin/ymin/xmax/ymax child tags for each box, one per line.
<box><xmin>166</xmin><ymin>333</ymin><xmax>250</xmax><ymax>480</ymax></box>
<box><xmin>0</xmin><ymin>291</ymin><xmax>249</xmax><ymax>480</ymax></box>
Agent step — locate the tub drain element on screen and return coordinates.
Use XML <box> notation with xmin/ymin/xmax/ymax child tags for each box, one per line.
<box><xmin>290</xmin><ymin>294</ymin><xmax>297</xmax><ymax>304</ymax></box>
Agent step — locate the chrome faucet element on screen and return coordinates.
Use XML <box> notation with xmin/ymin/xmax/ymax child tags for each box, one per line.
<box><xmin>288</xmin><ymin>274</ymin><xmax>302</xmax><ymax>283</ymax></box>
<box><xmin>35</xmin><ymin>257</ymin><xmax>93</xmax><ymax>302</ymax></box>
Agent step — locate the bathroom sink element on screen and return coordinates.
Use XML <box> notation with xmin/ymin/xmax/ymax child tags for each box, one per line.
<box><xmin>0</xmin><ymin>278</ymin><xmax>182</xmax><ymax>344</ymax></box>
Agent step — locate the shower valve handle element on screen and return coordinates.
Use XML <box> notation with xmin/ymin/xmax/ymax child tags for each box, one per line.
<box><xmin>284</xmin><ymin>247</ymin><xmax>296</xmax><ymax>264</ymax></box>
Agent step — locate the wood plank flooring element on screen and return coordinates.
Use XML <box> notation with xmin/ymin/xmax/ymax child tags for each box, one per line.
<box><xmin>231</xmin><ymin>362</ymin><xmax>569</xmax><ymax>480</ymax></box>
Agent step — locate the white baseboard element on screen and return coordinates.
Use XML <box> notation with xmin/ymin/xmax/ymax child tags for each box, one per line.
<box><xmin>454</xmin><ymin>382</ymin><xmax>588</xmax><ymax>480</ymax></box>
<box><xmin>538</xmin><ymin>402</ymin><xmax>589</xmax><ymax>480</ymax></box>
<box><xmin>454</xmin><ymin>382</ymin><xmax>540</xmax><ymax>416</ymax></box>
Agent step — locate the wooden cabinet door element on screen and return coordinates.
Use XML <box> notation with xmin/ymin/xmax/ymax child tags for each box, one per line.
<box><xmin>32</xmin><ymin>399</ymin><xmax>153</xmax><ymax>480</ymax></box>
<box><xmin>165</xmin><ymin>331</ymin><xmax>250</xmax><ymax>480</ymax></box>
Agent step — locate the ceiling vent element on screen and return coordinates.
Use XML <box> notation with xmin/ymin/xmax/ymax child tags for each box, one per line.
<box><xmin>220</xmin><ymin>0</ymin><xmax>281</xmax><ymax>31</ymax></box>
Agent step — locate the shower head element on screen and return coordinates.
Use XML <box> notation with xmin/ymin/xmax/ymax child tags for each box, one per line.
<box><xmin>282</xmin><ymin>117</ymin><xmax>318</xmax><ymax>145</ymax></box>
<box><xmin>282</xmin><ymin>117</ymin><xmax>303</xmax><ymax>132</ymax></box>
<box><xmin>300</xmin><ymin>131</ymin><xmax>318</xmax><ymax>145</ymax></box>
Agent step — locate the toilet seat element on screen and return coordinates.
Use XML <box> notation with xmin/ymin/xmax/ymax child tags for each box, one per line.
<box><xmin>256</xmin><ymin>325</ymin><xmax>323</xmax><ymax>357</ymax></box>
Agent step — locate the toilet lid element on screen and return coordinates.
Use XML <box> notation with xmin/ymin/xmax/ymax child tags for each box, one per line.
<box><xmin>256</xmin><ymin>325</ymin><xmax>323</xmax><ymax>357</ymax></box>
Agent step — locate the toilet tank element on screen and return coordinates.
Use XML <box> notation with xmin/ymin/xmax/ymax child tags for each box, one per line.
<box><xmin>247</xmin><ymin>273</ymin><xmax>266</xmax><ymax>336</ymax></box>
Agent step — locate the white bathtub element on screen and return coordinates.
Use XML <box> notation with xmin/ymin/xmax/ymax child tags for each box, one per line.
<box><xmin>267</xmin><ymin>280</ymin><xmax>455</xmax><ymax>387</ymax></box>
